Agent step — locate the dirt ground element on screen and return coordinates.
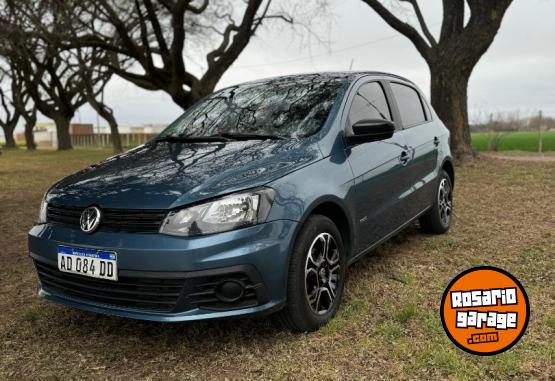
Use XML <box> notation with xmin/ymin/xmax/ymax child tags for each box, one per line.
<box><xmin>481</xmin><ymin>151</ymin><xmax>555</xmax><ymax>162</ymax></box>
<box><xmin>0</xmin><ymin>149</ymin><xmax>553</xmax><ymax>380</ymax></box>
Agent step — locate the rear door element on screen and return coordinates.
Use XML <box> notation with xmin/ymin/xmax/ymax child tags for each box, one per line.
<box><xmin>387</xmin><ymin>81</ymin><xmax>439</xmax><ymax>217</ymax></box>
<box><xmin>344</xmin><ymin>80</ymin><xmax>410</xmax><ymax>253</ymax></box>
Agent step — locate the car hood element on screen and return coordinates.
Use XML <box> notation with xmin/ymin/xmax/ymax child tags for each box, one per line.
<box><xmin>46</xmin><ymin>139</ymin><xmax>321</xmax><ymax>209</ymax></box>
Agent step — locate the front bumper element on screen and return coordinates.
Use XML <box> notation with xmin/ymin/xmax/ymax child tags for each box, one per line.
<box><xmin>28</xmin><ymin>220</ymin><xmax>298</xmax><ymax>321</ymax></box>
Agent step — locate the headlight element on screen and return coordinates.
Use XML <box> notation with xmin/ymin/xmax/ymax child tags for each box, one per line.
<box><xmin>38</xmin><ymin>196</ymin><xmax>48</xmax><ymax>224</ymax></box>
<box><xmin>160</xmin><ymin>188</ymin><xmax>274</xmax><ymax>236</ymax></box>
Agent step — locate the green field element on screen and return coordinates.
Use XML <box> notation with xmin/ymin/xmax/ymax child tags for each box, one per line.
<box><xmin>471</xmin><ymin>131</ymin><xmax>555</xmax><ymax>152</ymax></box>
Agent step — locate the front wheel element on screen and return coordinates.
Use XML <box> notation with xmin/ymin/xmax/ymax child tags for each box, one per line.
<box><xmin>277</xmin><ymin>215</ymin><xmax>346</xmax><ymax>332</ymax></box>
<box><xmin>419</xmin><ymin>169</ymin><xmax>453</xmax><ymax>234</ymax></box>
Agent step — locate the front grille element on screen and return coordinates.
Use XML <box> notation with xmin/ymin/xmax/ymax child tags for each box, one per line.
<box><xmin>47</xmin><ymin>204</ymin><xmax>167</xmax><ymax>233</ymax></box>
<box><xmin>35</xmin><ymin>261</ymin><xmax>185</xmax><ymax>312</ymax></box>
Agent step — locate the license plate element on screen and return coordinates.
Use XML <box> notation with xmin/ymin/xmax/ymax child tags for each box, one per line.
<box><xmin>57</xmin><ymin>246</ymin><xmax>118</xmax><ymax>281</ymax></box>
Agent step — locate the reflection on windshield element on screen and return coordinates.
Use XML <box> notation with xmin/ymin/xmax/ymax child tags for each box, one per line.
<box><xmin>160</xmin><ymin>74</ymin><xmax>346</xmax><ymax>139</ymax></box>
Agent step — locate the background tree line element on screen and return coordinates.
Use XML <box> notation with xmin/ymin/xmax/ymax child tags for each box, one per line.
<box><xmin>0</xmin><ymin>0</ymin><xmax>513</xmax><ymax>161</ymax></box>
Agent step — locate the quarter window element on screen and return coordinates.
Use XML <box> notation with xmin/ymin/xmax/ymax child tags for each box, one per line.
<box><xmin>390</xmin><ymin>83</ymin><xmax>427</xmax><ymax>127</ymax></box>
<box><xmin>348</xmin><ymin>82</ymin><xmax>391</xmax><ymax>125</ymax></box>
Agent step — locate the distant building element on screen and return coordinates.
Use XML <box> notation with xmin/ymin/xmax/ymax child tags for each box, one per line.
<box><xmin>93</xmin><ymin>123</ymin><xmax>167</xmax><ymax>135</ymax></box>
<box><xmin>7</xmin><ymin>121</ymin><xmax>168</xmax><ymax>148</ymax></box>
<box><xmin>138</xmin><ymin>123</ymin><xmax>167</xmax><ymax>134</ymax></box>
<box><xmin>69</xmin><ymin>123</ymin><xmax>94</xmax><ymax>135</ymax></box>
<box><xmin>15</xmin><ymin>122</ymin><xmax>94</xmax><ymax>148</ymax></box>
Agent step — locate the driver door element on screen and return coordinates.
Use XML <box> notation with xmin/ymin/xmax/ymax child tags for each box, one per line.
<box><xmin>345</xmin><ymin>81</ymin><xmax>410</xmax><ymax>254</ymax></box>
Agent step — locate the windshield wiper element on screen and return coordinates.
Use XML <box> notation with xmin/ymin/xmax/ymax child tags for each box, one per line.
<box><xmin>217</xmin><ymin>132</ymin><xmax>285</xmax><ymax>141</ymax></box>
<box><xmin>155</xmin><ymin>132</ymin><xmax>285</xmax><ymax>143</ymax></box>
<box><xmin>155</xmin><ymin>134</ymin><xmax>231</xmax><ymax>143</ymax></box>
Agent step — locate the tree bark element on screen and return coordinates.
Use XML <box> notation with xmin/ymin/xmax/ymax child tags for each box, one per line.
<box><xmin>53</xmin><ymin>114</ymin><xmax>73</xmax><ymax>150</ymax></box>
<box><xmin>1</xmin><ymin>121</ymin><xmax>17</xmax><ymax>148</ymax></box>
<box><xmin>430</xmin><ymin>65</ymin><xmax>474</xmax><ymax>162</ymax></box>
<box><xmin>103</xmin><ymin>112</ymin><xmax>123</xmax><ymax>153</ymax></box>
<box><xmin>24</xmin><ymin>114</ymin><xmax>37</xmax><ymax>150</ymax></box>
<box><xmin>86</xmin><ymin>98</ymin><xmax>123</xmax><ymax>153</ymax></box>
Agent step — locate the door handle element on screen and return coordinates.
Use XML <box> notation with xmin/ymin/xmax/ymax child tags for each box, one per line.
<box><xmin>400</xmin><ymin>150</ymin><xmax>409</xmax><ymax>165</ymax></box>
<box><xmin>433</xmin><ymin>136</ymin><xmax>440</xmax><ymax>147</ymax></box>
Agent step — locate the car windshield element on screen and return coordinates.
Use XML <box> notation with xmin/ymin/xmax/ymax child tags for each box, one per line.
<box><xmin>158</xmin><ymin>75</ymin><xmax>346</xmax><ymax>139</ymax></box>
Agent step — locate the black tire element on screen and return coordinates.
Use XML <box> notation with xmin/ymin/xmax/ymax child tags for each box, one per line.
<box><xmin>276</xmin><ymin>215</ymin><xmax>347</xmax><ymax>332</ymax></box>
<box><xmin>419</xmin><ymin>169</ymin><xmax>453</xmax><ymax>234</ymax></box>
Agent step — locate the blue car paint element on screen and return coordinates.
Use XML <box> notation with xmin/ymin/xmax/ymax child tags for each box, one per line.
<box><xmin>29</xmin><ymin>72</ymin><xmax>452</xmax><ymax>322</ymax></box>
<box><xmin>46</xmin><ymin>137</ymin><xmax>324</xmax><ymax>210</ymax></box>
<box><xmin>29</xmin><ymin>219</ymin><xmax>297</xmax><ymax>320</ymax></box>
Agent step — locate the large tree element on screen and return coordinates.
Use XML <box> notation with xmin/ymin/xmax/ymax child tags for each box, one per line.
<box><xmin>0</xmin><ymin>68</ymin><xmax>20</xmax><ymax>148</ymax></box>
<box><xmin>2</xmin><ymin>0</ymin><xmax>120</xmax><ymax>150</ymax></box>
<box><xmin>9</xmin><ymin>62</ymin><xmax>37</xmax><ymax>150</ymax></box>
<box><xmin>361</xmin><ymin>0</ymin><xmax>513</xmax><ymax>161</ymax></box>
<box><xmin>0</xmin><ymin>56</ymin><xmax>38</xmax><ymax>150</ymax></box>
<box><xmin>71</xmin><ymin>0</ymin><xmax>296</xmax><ymax>110</ymax></box>
<box><xmin>51</xmin><ymin>1</ymin><xmax>126</xmax><ymax>153</ymax></box>
<box><xmin>2</xmin><ymin>0</ymin><xmax>80</xmax><ymax>150</ymax></box>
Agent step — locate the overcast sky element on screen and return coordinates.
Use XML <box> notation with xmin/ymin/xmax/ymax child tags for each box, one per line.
<box><xmin>36</xmin><ymin>0</ymin><xmax>555</xmax><ymax>130</ymax></box>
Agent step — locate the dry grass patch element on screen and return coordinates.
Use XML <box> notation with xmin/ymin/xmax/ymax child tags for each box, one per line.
<box><xmin>0</xmin><ymin>149</ymin><xmax>553</xmax><ymax>380</ymax></box>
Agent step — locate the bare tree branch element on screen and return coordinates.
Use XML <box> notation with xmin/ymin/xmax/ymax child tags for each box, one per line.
<box><xmin>57</xmin><ymin>0</ymin><xmax>303</xmax><ymax>110</ymax></box>
<box><xmin>360</xmin><ymin>0</ymin><xmax>431</xmax><ymax>60</ymax></box>
<box><xmin>400</xmin><ymin>0</ymin><xmax>436</xmax><ymax>46</ymax></box>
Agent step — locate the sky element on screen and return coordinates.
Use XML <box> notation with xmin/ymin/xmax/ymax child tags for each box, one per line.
<box><xmin>31</xmin><ymin>0</ymin><xmax>555</xmax><ymax>130</ymax></box>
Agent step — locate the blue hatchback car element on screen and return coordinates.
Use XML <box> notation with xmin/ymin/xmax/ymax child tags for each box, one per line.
<box><xmin>29</xmin><ymin>72</ymin><xmax>454</xmax><ymax>331</ymax></box>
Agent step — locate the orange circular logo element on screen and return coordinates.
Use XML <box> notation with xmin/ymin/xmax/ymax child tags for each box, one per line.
<box><xmin>440</xmin><ymin>267</ymin><xmax>530</xmax><ymax>356</ymax></box>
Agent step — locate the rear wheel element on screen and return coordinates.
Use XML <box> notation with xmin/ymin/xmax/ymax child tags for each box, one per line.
<box><xmin>419</xmin><ymin>169</ymin><xmax>453</xmax><ymax>234</ymax></box>
<box><xmin>277</xmin><ymin>215</ymin><xmax>346</xmax><ymax>332</ymax></box>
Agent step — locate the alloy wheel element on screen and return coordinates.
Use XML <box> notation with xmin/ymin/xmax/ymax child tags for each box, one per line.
<box><xmin>304</xmin><ymin>233</ymin><xmax>340</xmax><ymax>315</ymax></box>
<box><xmin>438</xmin><ymin>178</ymin><xmax>453</xmax><ymax>226</ymax></box>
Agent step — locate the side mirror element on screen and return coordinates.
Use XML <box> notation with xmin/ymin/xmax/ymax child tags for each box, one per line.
<box><xmin>346</xmin><ymin>119</ymin><xmax>395</xmax><ymax>145</ymax></box>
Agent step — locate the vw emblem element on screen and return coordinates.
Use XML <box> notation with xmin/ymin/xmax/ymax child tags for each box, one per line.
<box><xmin>80</xmin><ymin>206</ymin><xmax>101</xmax><ymax>233</ymax></box>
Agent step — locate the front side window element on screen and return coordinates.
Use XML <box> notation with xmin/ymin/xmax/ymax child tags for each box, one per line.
<box><xmin>390</xmin><ymin>82</ymin><xmax>426</xmax><ymax>127</ymax></box>
<box><xmin>348</xmin><ymin>82</ymin><xmax>391</xmax><ymax>125</ymax></box>
<box><xmin>159</xmin><ymin>75</ymin><xmax>346</xmax><ymax>139</ymax></box>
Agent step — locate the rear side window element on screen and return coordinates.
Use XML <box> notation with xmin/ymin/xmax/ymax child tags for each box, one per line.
<box><xmin>348</xmin><ymin>82</ymin><xmax>391</xmax><ymax>124</ymax></box>
<box><xmin>390</xmin><ymin>83</ymin><xmax>426</xmax><ymax>127</ymax></box>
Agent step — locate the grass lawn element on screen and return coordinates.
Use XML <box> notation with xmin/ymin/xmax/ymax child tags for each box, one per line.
<box><xmin>0</xmin><ymin>148</ymin><xmax>554</xmax><ymax>380</ymax></box>
<box><xmin>471</xmin><ymin>131</ymin><xmax>555</xmax><ymax>152</ymax></box>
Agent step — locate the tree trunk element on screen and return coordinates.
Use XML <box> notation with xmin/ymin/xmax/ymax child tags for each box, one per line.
<box><xmin>171</xmin><ymin>91</ymin><xmax>195</xmax><ymax>111</ymax></box>
<box><xmin>86</xmin><ymin>98</ymin><xmax>123</xmax><ymax>153</ymax></box>
<box><xmin>430</xmin><ymin>65</ymin><xmax>474</xmax><ymax>162</ymax></box>
<box><xmin>1</xmin><ymin>122</ymin><xmax>17</xmax><ymax>148</ymax></box>
<box><xmin>53</xmin><ymin>115</ymin><xmax>73</xmax><ymax>150</ymax></box>
<box><xmin>104</xmin><ymin>113</ymin><xmax>123</xmax><ymax>153</ymax></box>
<box><xmin>24</xmin><ymin>115</ymin><xmax>37</xmax><ymax>150</ymax></box>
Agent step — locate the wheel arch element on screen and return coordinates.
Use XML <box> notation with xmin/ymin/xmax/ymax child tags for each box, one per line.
<box><xmin>441</xmin><ymin>158</ymin><xmax>455</xmax><ymax>188</ymax></box>
<box><xmin>292</xmin><ymin>196</ymin><xmax>355</xmax><ymax>260</ymax></box>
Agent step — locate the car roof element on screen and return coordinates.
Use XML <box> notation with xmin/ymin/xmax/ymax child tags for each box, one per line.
<box><xmin>233</xmin><ymin>71</ymin><xmax>415</xmax><ymax>86</ymax></box>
